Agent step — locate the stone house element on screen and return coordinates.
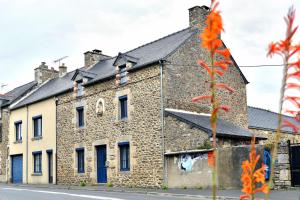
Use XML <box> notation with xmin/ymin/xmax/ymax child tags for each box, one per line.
<box><xmin>1</xmin><ymin>5</ymin><xmax>300</xmax><ymax>189</ymax></box>
<box><xmin>9</xmin><ymin>5</ymin><xmax>264</xmax><ymax>187</ymax></box>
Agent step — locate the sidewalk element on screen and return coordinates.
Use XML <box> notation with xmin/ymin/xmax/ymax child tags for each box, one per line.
<box><xmin>2</xmin><ymin>183</ymin><xmax>300</xmax><ymax>200</ymax></box>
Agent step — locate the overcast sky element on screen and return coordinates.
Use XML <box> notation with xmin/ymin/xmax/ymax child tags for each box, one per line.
<box><xmin>0</xmin><ymin>0</ymin><xmax>299</xmax><ymax>112</ymax></box>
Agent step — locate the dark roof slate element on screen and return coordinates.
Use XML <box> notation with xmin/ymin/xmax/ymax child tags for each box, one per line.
<box><xmin>165</xmin><ymin>109</ymin><xmax>265</xmax><ymax>140</ymax></box>
<box><xmin>248</xmin><ymin>106</ymin><xmax>300</xmax><ymax>134</ymax></box>
<box><xmin>1</xmin><ymin>81</ymin><xmax>37</xmax><ymax>107</ymax></box>
<box><xmin>12</xmin><ymin>28</ymin><xmax>196</xmax><ymax>109</ymax></box>
<box><xmin>11</xmin><ymin>27</ymin><xmax>248</xmax><ymax>110</ymax></box>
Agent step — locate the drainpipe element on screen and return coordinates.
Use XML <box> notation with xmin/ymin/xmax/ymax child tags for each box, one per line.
<box><xmin>26</xmin><ymin>105</ymin><xmax>29</xmax><ymax>184</ymax></box>
<box><xmin>159</xmin><ymin>60</ymin><xmax>166</xmax><ymax>186</ymax></box>
<box><xmin>55</xmin><ymin>97</ymin><xmax>58</xmax><ymax>185</ymax></box>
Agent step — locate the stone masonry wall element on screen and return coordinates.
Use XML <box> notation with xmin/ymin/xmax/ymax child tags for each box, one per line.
<box><xmin>164</xmin><ymin>115</ymin><xmax>209</xmax><ymax>153</ymax></box>
<box><xmin>56</xmin><ymin>65</ymin><xmax>164</xmax><ymax>188</ymax></box>
<box><xmin>163</xmin><ymin>31</ymin><xmax>248</xmax><ymax>129</ymax></box>
<box><xmin>0</xmin><ymin>108</ymin><xmax>9</xmax><ymax>182</ymax></box>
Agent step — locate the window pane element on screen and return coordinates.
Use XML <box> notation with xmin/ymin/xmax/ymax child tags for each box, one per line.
<box><xmin>119</xmin><ymin>96</ymin><xmax>128</xmax><ymax>119</ymax></box>
<box><xmin>77</xmin><ymin>107</ymin><xmax>84</xmax><ymax>127</ymax></box>
<box><xmin>33</xmin><ymin>117</ymin><xmax>42</xmax><ymax>137</ymax></box>
<box><xmin>77</xmin><ymin>150</ymin><xmax>84</xmax><ymax>173</ymax></box>
<box><xmin>77</xmin><ymin>82</ymin><xmax>83</xmax><ymax>96</ymax></box>
<box><xmin>34</xmin><ymin>153</ymin><xmax>42</xmax><ymax>173</ymax></box>
<box><xmin>120</xmin><ymin>144</ymin><xmax>130</xmax><ymax>171</ymax></box>
<box><xmin>119</xmin><ymin>66</ymin><xmax>127</xmax><ymax>85</ymax></box>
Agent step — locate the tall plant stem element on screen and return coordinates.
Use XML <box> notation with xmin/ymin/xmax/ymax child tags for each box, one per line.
<box><xmin>265</xmin><ymin>55</ymin><xmax>288</xmax><ymax>200</ymax></box>
<box><xmin>210</xmin><ymin>51</ymin><xmax>217</xmax><ymax>200</ymax></box>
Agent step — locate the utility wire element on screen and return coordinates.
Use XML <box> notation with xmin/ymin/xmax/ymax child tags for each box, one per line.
<box><xmin>163</xmin><ymin>61</ymin><xmax>285</xmax><ymax>68</ymax></box>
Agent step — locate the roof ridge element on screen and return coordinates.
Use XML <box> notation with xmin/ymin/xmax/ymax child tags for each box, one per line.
<box><xmin>88</xmin><ymin>27</ymin><xmax>191</xmax><ymax>70</ymax></box>
<box><xmin>248</xmin><ymin>105</ymin><xmax>294</xmax><ymax>119</ymax></box>
<box><xmin>124</xmin><ymin>27</ymin><xmax>191</xmax><ymax>55</ymax></box>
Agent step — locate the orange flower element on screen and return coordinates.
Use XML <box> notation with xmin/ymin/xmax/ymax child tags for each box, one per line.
<box><xmin>240</xmin><ymin>137</ymin><xmax>269</xmax><ymax>200</ymax></box>
<box><xmin>268</xmin><ymin>6</ymin><xmax>300</xmax><ymax>136</ymax></box>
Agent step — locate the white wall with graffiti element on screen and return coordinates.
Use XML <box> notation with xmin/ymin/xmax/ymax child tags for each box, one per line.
<box><xmin>166</xmin><ymin>150</ymin><xmax>213</xmax><ymax>188</ymax></box>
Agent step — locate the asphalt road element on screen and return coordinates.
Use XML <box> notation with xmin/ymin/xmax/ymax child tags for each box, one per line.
<box><xmin>0</xmin><ymin>186</ymin><xmax>199</xmax><ymax>200</ymax></box>
<box><xmin>0</xmin><ymin>185</ymin><xmax>300</xmax><ymax>200</ymax></box>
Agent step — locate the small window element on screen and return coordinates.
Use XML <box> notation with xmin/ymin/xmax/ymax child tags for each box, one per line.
<box><xmin>76</xmin><ymin>148</ymin><xmax>85</xmax><ymax>173</ymax></box>
<box><xmin>119</xmin><ymin>142</ymin><xmax>130</xmax><ymax>171</ymax></box>
<box><xmin>76</xmin><ymin>107</ymin><xmax>84</xmax><ymax>127</ymax></box>
<box><xmin>33</xmin><ymin>152</ymin><xmax>42</xmax><ymax>173</ymax></box>
<box><xmin>77</xmin><ymin>80</ymin><xmax>84</xmax><ymax>96</ymax></box>
<box><xmin>33</xmin><ymin>116</ymin><xmax>42</xmax><ymax>138</ymax></box>
<box><xmin>119</xmin><ymin>65</ymin><xmax>127</xmax><ymax>85</ymax></box>
<box><xmin>15</xmin><ymin>121</ymin><xmax>22</xmax><ymax>141</ymax></box>
<box><xmin>119</xmin><ymin>96</ymin><xmax>128</xmax><ymax>120</ymax></box>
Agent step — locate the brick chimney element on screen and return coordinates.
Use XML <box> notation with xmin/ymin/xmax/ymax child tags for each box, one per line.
<box><xmin>34</xmin><ymin>62</ymin><xmax>59</xmax><ymax>85</ymax></box>
<box><xmin>189</xmin><ymin>5</ymin><xmax>210</xmax><ymax>30</ymax></box>
<box><xmin>84</xmin><ymin>49</ymin><xmax>111</xmax><ymax>68</ymax></box>
<box><xmin>59</xmin><ymin>63</ymin><xmax>67</xmax><ymax>77</ymax></box>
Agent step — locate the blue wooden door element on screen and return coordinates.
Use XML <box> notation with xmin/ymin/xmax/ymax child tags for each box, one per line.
<box><xmin>97</xmin><ymin>145</ymin><xmax>107</xmax><ymax>183</ymax></box>
<box><xmin>12</xmin><ymin>155</ymin><xmax>23</xmax><ymax>183</ymax></box>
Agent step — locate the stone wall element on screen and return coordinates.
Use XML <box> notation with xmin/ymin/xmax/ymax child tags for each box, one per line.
<box><xmin>56</xmin><ymin>65</ymin><xmax>164</xmax><ymax>188</ymax></box>
<box><xmin>0</xmin><ymin>108</ymin><xmax>9</xmax><ymax>182</ymax></box>
<box><xmin>163</xmin><ymin>31</ymin><xmax>248</xmax><ymax>129</ymax></box>
<box><xmin>164</xmin><ymin>115</ymin><xmax>209</xmax><ymax>153</ymax></box>
<box><xmin>251</xmin><ymin>128</ymin><xmax>300</xmax><ymax>144</ymax></box>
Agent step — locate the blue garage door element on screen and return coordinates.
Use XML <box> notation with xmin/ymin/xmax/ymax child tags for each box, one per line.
<box><xmin>11</xmin><ymin>155</ymin><xmax>23</xmax><ymax>183</ymax></box>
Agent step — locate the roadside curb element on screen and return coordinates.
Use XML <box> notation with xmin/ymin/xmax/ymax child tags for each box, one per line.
<box><xmin>5</xmin><ymin>184</ymin><xmax>239</xmax><ymax>200</ymax></box>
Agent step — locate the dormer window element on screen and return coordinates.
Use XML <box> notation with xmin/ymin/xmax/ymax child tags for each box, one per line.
<box><xmin>119</xmin><ymin>65</ymin><xmax>127</xmax><ymax>85</ymax></box>
<box><xmin>77</xmin><ymin>80</ymin><xmax>84</xmax><ymax>97</ymax></box>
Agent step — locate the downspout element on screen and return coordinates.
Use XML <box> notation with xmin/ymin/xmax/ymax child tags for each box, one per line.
<box><xmin>159</xmin><ymin>60</ymin><xmax>166</xmax><ymax>186</ymax></box>
<box><xmin>55</xmin><ymin>97</ymin><xmax>58</xmax><ymax>185</ymax></box>
<box><xmin>26</xmin><ymin>105</ymin><xmax>29</xmax><ymax>184</ymax></box>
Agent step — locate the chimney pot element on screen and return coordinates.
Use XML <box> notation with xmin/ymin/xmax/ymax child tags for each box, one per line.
<box><xmin>84</xmin><ymin>49</ymin><xmax>111</xmax><ymax>68</ymax></box>
<box><xmin>59</xmin><ymin>63</ymin><xmax>68</xmax><ymax>77</ymax></box>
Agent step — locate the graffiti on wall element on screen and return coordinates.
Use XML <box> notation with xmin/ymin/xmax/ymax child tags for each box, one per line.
<box><xmin>178</xmin><ymin>152</ymin><xmax>208</xmax><ymax>172</ymax></box>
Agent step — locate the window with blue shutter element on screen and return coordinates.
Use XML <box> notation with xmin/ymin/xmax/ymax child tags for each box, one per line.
<box><xmin>76</xmin><ymin>148</ymin><xmax>85</xmax><ymax>173</ymax></box>
<box><xmin>76</xmin><ymin>107</ymin><xmax>84</xmax><ymax>127</ymax></box>
<box><xmin>119</xmin><ymin>96</ymin><xmax>128</xmax><ymax>120</ymax></box>
<box><xmin>33</xmin><ymin>116</ymin><xmax>42</xmax><ymax>137</ymax></box>
<box><xmin>119</xmin><ymin>142</ymin><xmax>130</xmax><ymax>171</ymax></box>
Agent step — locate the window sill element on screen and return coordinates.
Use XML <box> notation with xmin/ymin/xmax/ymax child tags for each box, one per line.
<box><xmin>120</xmin><ymin>169</ymin><xmax>130</xmax><ymax>172</ymax></box>
<box><xmin>14</xmin><ymin>140</ymin><xmax>22</xmax><ymax>144</ymax></box>
<box><xmin>32</xmin><ymin>136</ymin><xmax>43</xmax><ymax>141</ymax></box>
<box><xmin>76</xmin><ymin>126</ymin><xmax>86</xmax><ymax>130</ymax></box>
<box><xmin>32</xmin><ymin>173</ymin><xmax>42</xmax><ymax>176</ymax></box>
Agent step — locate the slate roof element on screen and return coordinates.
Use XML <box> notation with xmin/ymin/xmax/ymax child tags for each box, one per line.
<box><xmin>85</xmin><ymin>27</ymin><xmax>196</xmax><ymax>85</ymax></box>
<box><xmin>165</xmin><ymin>109</ymin><xmax>266</xmax><ymax>140</ymax></box>
<box><xmin>248</xmin><ymin>106</ymin><xmax>300</xmax><ymax>134</ymax></box>
<box><xmin>11</xmin><ymin>72</ymin><xmax>75</xmax><ymax>109</ymax></box>
<box><xmin>11</xmin><ymin>28</ymin><xmax>196</xmax><ymax>109</ymax></box>
<box><xmin>1</xmin><ymin>81</ymin><xmax>37</xmax><ymax>107</ymax></box>
<box><xmin>11</xmin><ymin>26</ymin><xmax>248</xmax><ymax>110</ymax></box>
